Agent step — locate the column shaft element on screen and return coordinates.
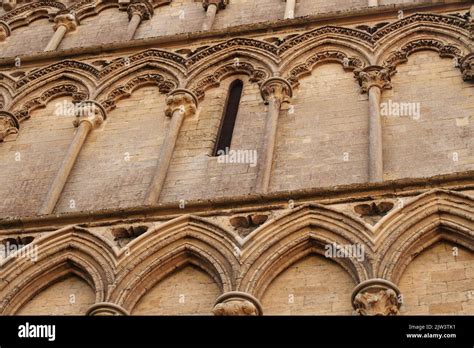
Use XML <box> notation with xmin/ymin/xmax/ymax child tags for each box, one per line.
<box><xmin>39</xmin><ymin>121</ymin><xmax>92</xmax><ymax>215</ymax></box>
<box><xmin>368</xmin><ymin>86</ymin><xmax>383</xmax><ymax>182</ymax></box>
<box><xmin>255</xmin><ymin>97</ymin><xmax>280</xmax><ymax>194</ymax></box>
<box><xmin>145</xmin><ymin>110</ymin><xmax>185</xmax><ymax>204</ymax></box>
<box><xmin>202</xmin><ymin>3</ymin><xmax>218</xmax><ymax>31</ymax></box>
<box><xmin>284</xmin><ymin>0</ymin><xmax>296</xmax><ymax>19</ymax></box>
<box><xmin>44</xmin><ymin>25</ymin><xmax>67</xmax><ymax>51</ymax></box>
<box><xmin>126</xmin><ymin>13</ymin><xmax>142</xmax><ymax>40</ymax></box>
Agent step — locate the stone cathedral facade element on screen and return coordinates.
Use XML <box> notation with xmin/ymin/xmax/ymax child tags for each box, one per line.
<box><xmin>0</xmin><ymin>0</ymin><xmax>473</xmax><ymax>316</ymax></box>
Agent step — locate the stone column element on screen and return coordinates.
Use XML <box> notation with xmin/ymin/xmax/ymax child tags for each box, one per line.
<box><xmin>255</xmin><ymin>77</ymin><xmax>292</xmax><ymax>194</ymax></box>
<box><xmin>202</xmin><ymin>0</ymin><xmax>227</xmax><ymax>31</ymax></box>
<box><xmin>0</xmin><ymin>111</ymin><xmax>19</xmax><ymax>142</ymax></box>
<box><xmin>368</xmin><ymin>0</ymin><xmax>378</xmax><ymax>7</ymax></box>
<box><xmin>213</xmin><ymin>292</ymin><xmax>263</xmax><ymax>316</ymax></box>
<box><xmin>2</xmin><ymin>0</ymin><xmax>16</xmax><ymax>11</ymax></box>
<box><xmin>86</xmin><ymin>302</ymin><xmax>129</xmax><ymax>316</ymax></box>
<box><xmin>355</xmin><ymin>66</ymin><xmax>392</xmax><ymax>183</ymax></box>
<box><xmin>39</xmin><ymin>101</ymin><xmax>106</xmax><ymax>215</ymax></box>
<box><xmin>126</xmin><ymin>0</ymin><xmax>153</xmax><ymax>40</ymax></box>
<box><xmin>461</xmin><ymin>54</ymin><xmax>473</xmax><ymax>82</ymax></box>
<box><xmin>351</xmin><ymin>279</ymin><xmax>401</xmax><ymax>316</ymax></box>
<box><xmin>284</xmin><ymin>0</ymin><xmax>296</xmax><ymax>19</ymax></box>
<box><xmin>144</xmin><ymin>89</ymin><xmax>198</xmax><ymax>204</ymax></box>
<box><xmin>44</xmin><ymin>13</ymin><xmax>78</xmax><ymax>51</ymax></box>
<box><xmin>0</xmin><ymin>21</ymin><xmax>11</xmax><ymax>42</ymax></box>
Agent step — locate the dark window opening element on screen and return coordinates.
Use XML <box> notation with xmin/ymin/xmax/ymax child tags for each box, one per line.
<box><xmin>213</xmin><ymin>80</ymin><xmax>244</xmax><ymax>156</ymax></box>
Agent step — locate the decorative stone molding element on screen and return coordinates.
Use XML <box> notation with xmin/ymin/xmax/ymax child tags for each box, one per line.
<box><xmin>86</xmin><ymin>302</ymin><xmax>129</xmax><ymax>316</ymax></box>
<box><xmin>286</xmin><ymin>50</ymin><xmax>365</xmax><ymax>86</ymax></box>
<box><xmin>73</xmin><ymin>100</ymin><xmax>107</xmax><ymax>128</ymax></box>
<box><xmin>352</xmin><ymin>279</ymin><xmax>401</xmax><ymax>316</ymax></box>
<box><xmin>164</xmin><ymin>89</ymin><xmax>198</xmax><ymax>118</ymax></box>
<box><xmin>384</xmin><ymin>39</ymin><xmax>463</xmax><ymax>68</ymax></box>
<box><xmin>0</xmin><ymin>20</ymin><xmax>11</xmax><ymax>41</ymax></box>
<box><xmin>202</xmin><ymin>0</ymin><xmax>228</xmax><ymax>11</ymax></box>
<box><xmin>0</xmin><ymin>111</ymin><xmax>19</xmax><ymax>142</ymax></box>
<box><xmin>260</xmin><ymin>77</ymin><xmax>293</xmax><ymax>105</ymax></box>
<box><xmin>53</xmin><ymin>12</ymin><xmax>78</xmax><ymax>32</ymax></box>
<box><xmin>460</xmin><ymin>53</ymin><xmax>474</xmax><ymax>82</ymax></box>
<box><xmin>213</xmin><ymin>292</ymin><xmax>263</xmax><ymax>316</ymax></box>
<box><xmin>354</xmin><ymin>66</ymin><xmax>392</xmax><ymax>93</ymax></box>
<box><xmin>127</xmin><ymin>0</ymin><xmax>153</xmax><ymax>20</ymax></box>
<box><xmin>101</xmin><ymin>73</ymin><xmax>176</xmax><ymax>111</ymax></box>
<box><xmin>191</xmin><ymin>61</ymin><xmax>268</xmax><ymax>100</ymax></box>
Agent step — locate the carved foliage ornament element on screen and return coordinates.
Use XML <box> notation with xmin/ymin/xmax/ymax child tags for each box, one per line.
<box><xmin>127</xmin><ymin>0</ymin><xmax>154</xmax><ymax>20</ymax></box>
<box><xmin>260</xmin><ymin>77</ymin><xmax>293</xmax><ymax>105</ymax></box>
<box><xmin>53</xmin><ymin>12</ymin><xmax>78</xmax><ymax>32</ymax></box>
<box><xmin>354</xmin><ymin>66</ymin><xmax>393</xmax><ymax>93</ymax></box>
<box><xmin>164</xmin><ymin>89</ymin><xmax>198</xmax><ymax>118</ymax></box>
<box><xmin>0</xmin><ymin>111</ymin><xmax>19</xmax><ymax>142</ymax></box>
<box><xmin>212</xmin><ymin>292</ymin><xmax>263</xmax><ymax>316</ymax></box>
<box><xmin>202</xmin><ymin>0</ymin><xmax>228</xmax><ymax>11</ymax></box>
<box><xmin>352</xmin><ymin>279</ymin><xmax>401</xmax><ymax>316</ymax></box>
<box><xmin>461</xmin><ymin>53</ymin><xmax>474</xmax><ymax>82</ymax></box>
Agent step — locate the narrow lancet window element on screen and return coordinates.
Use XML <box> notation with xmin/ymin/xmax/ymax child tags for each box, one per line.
<box><xmin>214</xmin><ymin>80</ymin><xmax>243</xmax><ymax>156</ymax></box>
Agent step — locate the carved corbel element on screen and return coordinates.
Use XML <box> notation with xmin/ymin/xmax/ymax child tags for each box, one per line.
<box><xmin>0</xmin><ymin>21</ymin><xmax>11</xmax><ymax>41</ymax></box>
<box><xmin>86</xmin><ymin>302</ymin><xmax>129</xmax><ymax>316</ymax></box>
<box><xmin>352</xmin><ymin>279</ymin><xmax>401</xmax><ymax>316</ymax></box>
<box><xmin>460</xmin><ymin>53</ymin><xmax>474</xmax><ymax>82</ymax></box>
<box><xmin>0</xmin><ymin>111</ymin><xmax>19</xmax><ymax>142</ymax></box>
<box><xmin>213</xmin><ymin>292</ymin><xmax>263</xmax><ymax>316</ymax></box>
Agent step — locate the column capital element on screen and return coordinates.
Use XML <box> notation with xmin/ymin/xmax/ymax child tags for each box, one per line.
<box><xmin>127</xmin><ymin>0</ymin><xmax>154</xmax><ymax>20</ymax></box>
<box><xmin>460</xmin><ymin>53</ymin><xmax>474</xmax><ymax>82</ymax></box>
<box><xmin>54</xmin><ymin>12</ymin><xmax>78</xmax><ymax>32</ymax></box>
<box><xmin>260</xmin><ymin>77</ymin><xmax>293</xmax><ymax>105</ymax></box>
<box><xmin>73</xmin><ymin>100</ymin><xmax>107</xmax><ymax>128</ymax></box>
<box><xmin>351</xmin><ymin>278</ymin><xmax>401</xmax><ymax>316</ymax></box>
<box><xmin>0</xmin><ymin>21</ymin><xmax>11</xmax><ymax>42</ymax></box>
<box><xmin>86</xmin><ymin>302</ymin><xmax>129</xmax><ymax>316</ymax></box>
<box><xmin>0</xmin><ymin>111</ymin><xmax>19</xmax><ymax>142</ymax></box>
<box><xmin>164</xmin><ymin>89</ymin><xmax>198</xmax><ymax>118</ymax></box>
<box><xmin>212</xmin><ymin>291</ymin><xmax>263</xmax><ymax>316</ymax></box>
<box><xmin>202</xmin><ymin>0</ymin><xmax>228</xmax><ymax>11</ymax></box>
<box><xmin>355</xmin><ymin>66</ymin><xmax>393</xmax><ymax>93</ymax></box>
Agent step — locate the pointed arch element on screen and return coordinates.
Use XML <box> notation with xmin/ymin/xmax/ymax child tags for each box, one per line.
<box><xmin>282</xmin><ymin>48</ymin><xmax>368</xmax><ymax>87</ymax></box>
<box><xmin>239</xmin><ymin>204</ymin><xmax>374</xmax><ymax>298</ymax></box>
<box><xmin>111</xmin><ymin>215</ymin><xmax>241</xmax><ymax>311</ymax></box>
<box><xmin>187</xmin><ymin>58</ymin><xmax>270</xmax><ymax>100</ymax></box>
<box><xmin>12</xmin><ymin>81</ymin><xmax>89</xmax><ymax>122</ymax></box>
<box><xmin>95</xmin><ymin>63</ymin><xmax>181</xmax><ymax>108</ymax></box>
<box><xmin>14</xmin><ymin>60</ymin><xmax>99</xmax><ymax>92</ymax></box>
<box><xmin>0</xmin><ymin>226</ymin><xmax>118</xmax><ymax>315</ymax></box>
<box><xmin>375</xmin><ymin>190</ymin><xmax>474</xmax><ymax>284</ymax></box>
<box><xmin>186</xmin><ymin>38</ymin><xmax>279</xmax><ymax>80</ymax></box>
<box><xmin>374</xmin><ymin>14</ymin><xmax>471</xmax><ymax>69</ymax></box>
<box><xmin>0</xmin><ymin>1</ymin><xmax>65</xmax><ymax>30</ymax></box>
